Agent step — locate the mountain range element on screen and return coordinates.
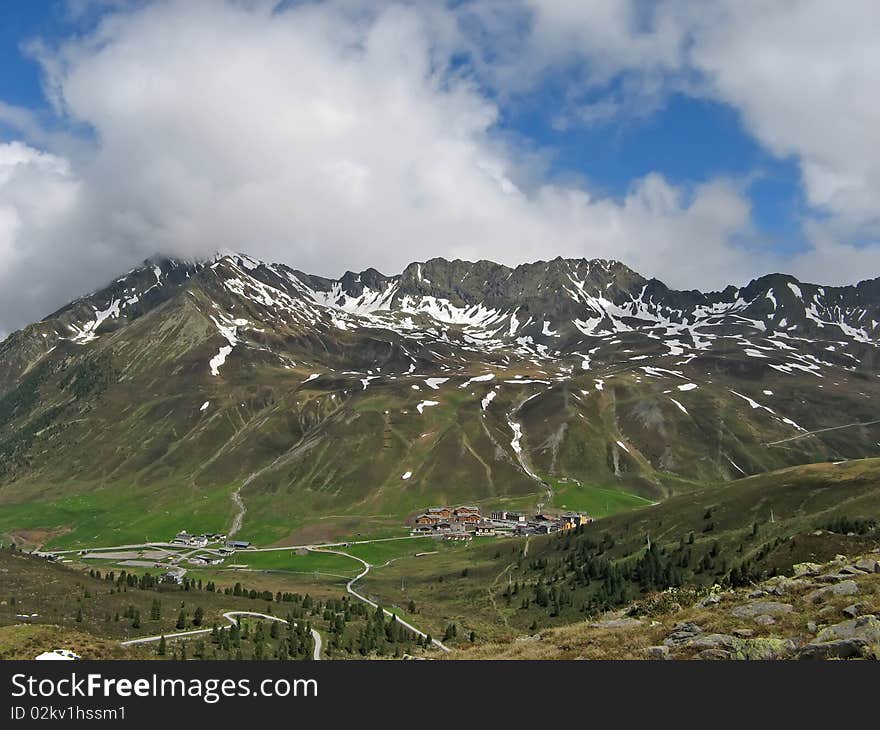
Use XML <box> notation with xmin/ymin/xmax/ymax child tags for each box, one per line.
<box><xmin>2</xmin><ymin>252</ymin><xmax>879</xmax><ymax>550</ymax></box>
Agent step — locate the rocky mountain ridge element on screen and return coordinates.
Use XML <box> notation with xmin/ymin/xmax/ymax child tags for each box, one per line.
<box><xmin>1</xmin><ymin>252</ymin><xmax>880</xmax><ymax>549</ymax></box>
<box><xmin>4</xmin><ymin>251</ymin><xmax>880</xmax><ymax>391</ymax></box>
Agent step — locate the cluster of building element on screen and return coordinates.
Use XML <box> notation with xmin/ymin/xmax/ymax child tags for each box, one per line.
<box><xmin>170</xmin><ymin>530</ymin><xmax>251</xmax><ymax>550</ymax></box>
<box><xmin>411</xmin><ymin>505</ymin><xmax>492</xmax><ymax>540</ymax></box>
<box><xmin>171</xmin><ymin>531</ymin><xmax>220</xmax><ymax>548</ymax></box>
<box><xmin>490</xmin><ymin>509</ymin><xmax>593</xmax><ymax>535</ymax></box>
<box><xmin>410</xmin><ymin>505</ymin><xmax>592</xmax><ymax>539</ymax></box>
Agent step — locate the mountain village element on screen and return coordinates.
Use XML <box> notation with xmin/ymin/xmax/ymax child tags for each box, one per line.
<box><xmin>410</xmin><ymin>505</ymin><xmax>592</xmax><ymax>540</ymax></box>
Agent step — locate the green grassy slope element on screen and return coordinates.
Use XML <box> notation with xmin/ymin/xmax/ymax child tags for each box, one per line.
<box><xmin>357</xmin><ymin>459</ymin><xmax>880</xmax><ymax>642</ymax></box>
<box><xmin>2</xmin><ymin>274</ymin><xmax>880</xmax><ymax>551</ymax></box>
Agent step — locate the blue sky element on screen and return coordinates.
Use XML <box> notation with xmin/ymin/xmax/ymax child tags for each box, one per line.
<box><xmin>502</xmin><ymin>89</ymin><xmax>806</xmax><ymax>253</ymax></box>
<box><xmin>0</xmin><ymin>0</ymin><xmax>807</xmax><ymax>252</ymax></box>
<box><xmin>0</xmin><ymin>1</ymin><xmax>51</xmax><ymax>109</ymax></box>
<box><xmin>0</xmin><ymin>0</ymin><xmax>877</xmax><ymax>334</ymax></box>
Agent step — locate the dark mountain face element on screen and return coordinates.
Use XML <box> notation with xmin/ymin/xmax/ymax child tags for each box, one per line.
<box><xmin>9</xmin><ymin>251</ymin><xmax>876</xmax><ymax>378</ymax></box>
<box><xmin>1</xmin><ymin>251</ymin><xmax>879</xmax><ymax>550</ymax></box>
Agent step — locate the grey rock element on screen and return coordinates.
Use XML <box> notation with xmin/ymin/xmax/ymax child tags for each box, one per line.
<box><xmin>798</xmin><ymin>639</ymin><xmax>867</xmax><ymax>660</ymax></box>
<box><xmin>806</xmin><ymin>587</ymin><xmax>830</xmax><ymax>604</ymax></box>
<box><xmin>735</xmin><ymin>637</ymin><xmax>797</xmax><ymax>660</ymax></box>
<box><xmin>689</xmin><ymin>633</ymin><xmax>737</xmax><ymax>651</ymax></box>
<box><xmin>830</xmin><ymin>580</ymin><xmax>859</xmax><ymax>596</ymax></box>
<box><xmin>645</xmin><ymin>645</ymin><xmax>670</xmax><ymax>660</ymax></box>
<box><xmin>697</xmin><ymin>648</ymin><xmax>732</xmax><ymax>660</ymax></box>
<box><xmin>814</xmin><ymin>573</ymin><xmax>850</xmax><ymax>584</ymax></box>
<box><xmin>733</xmin><ymin>628</ymin><xmax>754</xmax><ymax>638</ymax></box>
<box><xmin>754</xmin><ymin>615</ymin><xmax>777</xmax><ymax>626</ymax></box>
<box><xmin>805</xmin><ymin>581</ymin><xmax>857</xmax><ymax>603</ymax></box>
<box><xmin>792</xmin><ymin>562</ymin><xmax>822</xmax><ymax>577</ymax></box>
<box><xmin>761</xmin><ymin>577</ymin><xmax>794</xmax><ymax>596</ymax></box>
<box><xmin>514</xmin><ymin>634</ymin><xmax>541</xmax><ymax>643</ymax></box>
<box><xmin>841</xmin><ymin>603</ymin><xmax>862</xmax><ymax>618</ymax></box>
<box><xmin>816</xmin><ymin>616</ymin><xmax>880</xmax><ymax>644</ymax></box>
<box><xmin>854</xmin><ymin>558</ymin><xmax>880</xmax><ymax>573</ymax></box>
<box><xmin>748</xmin><ymin>589</ymin><xmax>767</xmax><ymax>599</ymax></box>
<box><xmin>663</xmin><ymin>622</ymin><xmax>704</xmax><ymax>647</ymax></box>
<box><xmin>839</xmin><ymin>565</ymin><xmax>866</xmax><ymax>575</ymax></box>
<box><xmin>806</xmin><ymin>621</ymin><xmax>817</xmax><ymax>633</ymax></box>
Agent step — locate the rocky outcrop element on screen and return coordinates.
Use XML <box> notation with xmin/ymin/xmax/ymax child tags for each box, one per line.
<box><xmin>651</xmin><ymin>551</ymin><xmax>880</xmax><ymax>661</ymax></box>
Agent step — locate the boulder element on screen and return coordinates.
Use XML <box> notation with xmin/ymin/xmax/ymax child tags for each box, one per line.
<box><xmin>839</xmin><ymin>565</ymin><xmax>866</xmax><ymax>576</ymax></box>
<box><xmin>688</xmin><ymin>634</ymin><xmax>737</xmax><ymax>651</ymax></box>
<box><xmin>814</xmin><ymin>573</ymin><xmax>851</xmax><ymax>584</ymax></box>
<box><xmin>663</xmin><ymin>622</ymin><xmax>704</xmax><ymax>647</ymax></box>
<box><xmin>514</xmin><ymin>634</ymin><xmax>541</xmax><ymax>643</ymax></box>
<box><xmin>841</xmin><ymin>604</ymin><xmax>862</xmax><ymax>619</ymax></box>
<box><xmin>732</xmin><ymin>637</ymin><xmax>797</xmax><ymax>660</ymax></box>
<box><xmin>792</xmin><ymin>562</ymin><xmax>821</xmax><ymax>577</ymax></box>
<box><xmin>816</xmin><ymin>616</ymin><xmax>880</xmax><ymax>644</ymax></box>
<box><xmin>697</xmin><ymin>649</ymin><xmax>731</xmax><ymax>660</ymax></box>
<box><xmin>797</xmin><ymin>639</ymin><xmax>867</xmax><ymax>660</ymax></box>
<box><xmin>645</xmin><ymin>645</ymin><xmax>670</xmax><ymax>660</ymax></box>
<box><xmin>805</xmin><ymin>581</ymin><xmax>857</xmax><ymax>603</ymax></box>
<box><xmin>854</xmin><ymin>558</ymin><xmax>880</xmax><ymax>573</ymax></box>
<box><xmin>830</xmin><ymin>580</ymin><xmax>860</xmax><ymax>596</ymax></box>
<box><xmin>754</xmin><ymin>615</ymin><xmax>776</xmax><ymax>626</ymax></box>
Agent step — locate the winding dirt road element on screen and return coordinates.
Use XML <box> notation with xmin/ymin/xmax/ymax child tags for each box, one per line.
<box><xmin>313</xmin><ymin>548</ymin><xmax>450</xmax><ymax>653</ymax></box>
<box><xmin>121</xmin><ymin>610</ymin><xmax>322</xmax><ymax>660</ymax></box>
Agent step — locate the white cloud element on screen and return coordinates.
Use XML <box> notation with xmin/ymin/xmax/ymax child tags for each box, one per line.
<box><xmin>0</xmin><ymin>141</ymin><xmax>84</xmax><ymax>335</ymax></box>
<box><xmin>0</xmin><ymin>0</ymin><xmax>766</xmax><ymax>335</ymax></box>
<box><xmin>686</xmin><ymin>0</ymin><xmax>880</xmax><ymax>231</ymax></box>
<box><xmin>486</xmin><ymin>0</ymin><xmax>880</xmax><ymax>249</ymax></box>
<box><xmin>3</xmin><ymin>0</ymin><xmax>877</xmax><ymax>336</ymax></box>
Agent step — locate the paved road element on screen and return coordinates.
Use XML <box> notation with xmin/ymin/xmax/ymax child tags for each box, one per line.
<box><xmin>121</xmin><ymin>611</ymin><xmax>322</xmax><ymax>660</ymax></box>
<box><xmin>249</xmin><ymin>535</ymin><xmax>425</xmax><ymax>553</ymax></box>
<box><xmin>313</xmin><ymin>548</ymin><xmax>449</xmax><ymax>653</ymax></box>
<box><xmin>53</xmin><ymin>534</ymin><xmax>426</xmax><ymax>556</ymax></box>
<box><xmin>764</xmin><ymin>418</ymin><xmax>880</xmax><ymax>446</ymax></box>
<box><xmin>53</xmin><ymin>541</ymin><xmax>179</xmax><ymax>556</ymax></box>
